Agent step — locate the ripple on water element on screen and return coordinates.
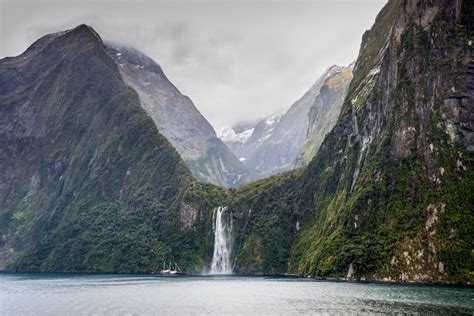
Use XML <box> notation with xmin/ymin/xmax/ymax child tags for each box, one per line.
<box><xmin>1</xmin><ymin>274</ymin><xmax>473</xmax><ymax>315</ymax></box>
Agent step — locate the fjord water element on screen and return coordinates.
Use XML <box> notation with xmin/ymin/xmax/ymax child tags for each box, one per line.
<box><xmin>1</xmin><ymin>274</ymin><xmax>473</xmax><ymax>315</ymax></box>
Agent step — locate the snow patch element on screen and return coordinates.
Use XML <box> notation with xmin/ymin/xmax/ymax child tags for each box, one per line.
<box><xmin>265</xmin><ymin>114</ymin><xmax>280</xmax><ymax>126</ymax></box>
<box><xmin>369</xmin><ymin>68</ymin><xmax>380</xmax><ymax>76</ymax></box>
<box><xmin>258</xmin><ymin>134</ymin><xmax>271</xmax><ymax>143</ymax></box>
<box><xmin>218</xmin><ymin>127</ymin><xmax>254</xmax><ymax>144</ymax></box>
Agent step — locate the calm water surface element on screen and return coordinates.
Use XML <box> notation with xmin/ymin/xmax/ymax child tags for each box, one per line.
<box><xmin>0</xmin><ymin>274</ymin><xmax>473</xmax><ymax>315</ymax></box>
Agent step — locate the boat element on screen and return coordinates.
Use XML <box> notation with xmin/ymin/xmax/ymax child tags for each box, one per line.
<box><xmin>159</xmin><ymin>261</ymin><xmax>171</xmax><ymax>274</ymax></box>
<box><xmin>158</xmin><ymin>261</ymin><xmax>182</xmax><ymax>275</ymax></box>
<box><xmin>169</xmin><ymin>263</ymin><xmax>182</xmax><ymax>275</ymax></box>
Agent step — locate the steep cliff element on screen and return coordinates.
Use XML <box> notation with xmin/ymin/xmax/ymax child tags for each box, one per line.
<box><xmin>296</xmin><ymin>0</ymin><xmax>473</xmax><ymax>283</ymax></box>
<box><xmin>296</xmin><ymin>66</ymin><xmax>353</xmax><ymax>165</ymax></box>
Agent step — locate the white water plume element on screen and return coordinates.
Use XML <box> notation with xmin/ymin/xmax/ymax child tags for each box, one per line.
<box><xmin>210</xmin><ymin>207</ymin><xmax>233</xmax><ymax>274</ymax></box>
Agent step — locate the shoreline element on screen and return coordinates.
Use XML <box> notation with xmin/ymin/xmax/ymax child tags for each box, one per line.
<box><xmin>1</xmin><ymin>270</ymin><xmax>472</xmax><ymax>287</ymax></box>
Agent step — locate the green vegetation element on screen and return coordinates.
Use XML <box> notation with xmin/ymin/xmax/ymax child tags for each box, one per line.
<box><xmin>0</xmin><ymin>26</ymin><xmax>211</xmax><ymax>272</ymax></box>
<box><xmin>222</xmin><ymin>1</ymin><xmax>473</xmax><ymax>282</ymax></box>
<box><xmin>1</xmin><ymin>1</ymin><xmax>472</xmax><ymax>284</ymax></box>
<box><xmin>187</xmin><ymin>137</ymin><xmax>249</xmax><ymax>187</ymax></box>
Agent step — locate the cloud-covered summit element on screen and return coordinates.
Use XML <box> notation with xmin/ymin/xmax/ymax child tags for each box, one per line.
<box><xmin>1</xmin><ymin>0</ymin><xmax>386</xmax><ymax>128</ymax></box>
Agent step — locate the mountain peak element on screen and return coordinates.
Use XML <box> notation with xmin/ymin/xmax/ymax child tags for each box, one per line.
<box><xmin>20</xmin><ymin>24</ymin><xmax>104</xmax><ymax>59</ymax></box>
<box><xmin>68</xmin><ymin>24</ymin><xmax>103</xmax><ymax>42</ymax></box>
<box><xmin>57</xmin><ymin>24</ymin><xmax>104</xmax><ymax>49</ymax></box>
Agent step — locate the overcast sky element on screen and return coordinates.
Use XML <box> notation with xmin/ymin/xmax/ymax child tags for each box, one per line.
<box><xmin>1</xmin><ymin>0</ymin><xmax>387</xmax><ymax>129</ymax></box>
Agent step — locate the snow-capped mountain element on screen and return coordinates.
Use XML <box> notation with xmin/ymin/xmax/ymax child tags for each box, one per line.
<box><xmin>217</xmin><ymin>126</ymin><xmax>255</xmax><ymax>144</ymax></box>
<box><xmin>218</xmin><ymin>114</ymin><xmax>281</xmax><ymax>170</ymax></box>
<box><xmin>219</xmin><ymin>65</ymin><xmax>352</xmax><ymax>180</ymax></box>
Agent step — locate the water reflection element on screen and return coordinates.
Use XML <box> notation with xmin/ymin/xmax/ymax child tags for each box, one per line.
<box><xmin>1</xmin><ymin>274</ymin><xmax>472</xmax><ymax>315</ymax></box>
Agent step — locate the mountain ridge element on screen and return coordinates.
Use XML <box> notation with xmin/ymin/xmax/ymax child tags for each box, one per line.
<box><xmin>105</xmin><ymin>43</ymin><xmax>248</xmax><ymax>187</ymax></box>
<box><xmin>220</xmin><ymin>64</ymin><xmax>352</xmax><ymax>180</ymax></box>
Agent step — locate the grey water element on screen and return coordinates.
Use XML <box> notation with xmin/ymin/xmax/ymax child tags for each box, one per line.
<box><xmin>1</xmin><ymin>274</ymin><xmax>473</xmax><ymax>315</ymax></box>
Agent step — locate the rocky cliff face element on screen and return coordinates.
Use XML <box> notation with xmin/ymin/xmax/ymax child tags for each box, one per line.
<box><xmin>220</xmin><ymin>65</ymin><xmax>352</xmax><ymax>180</ymax></box>
<box><xmin>228</xmin><ymin>0</ymin><xmax>473</xmax><ymax>282</ymax></box>
<box><xmin>294</xmin><ymin>0</ymin><xmax>473</xmax><ymax>282</ymax></box>
<box><xmin>105</xmin><ymin>44</ymin><xmax>248</xmax><ymax>187</ymax></box>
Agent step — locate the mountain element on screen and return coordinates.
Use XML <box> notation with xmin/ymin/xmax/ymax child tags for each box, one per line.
<box><xmin>105</xmin><ymin>44</ymin><xmax>247</xmax><ymax>187</ymax></box>
<box><xmin>218</xmin><ymin>114</ymin><xmax>281</xmax><ymax>166</ymax></box>
<box><xmin>219</xmin><ymin>65</ymin><xmax>352</xmax><ymax>180</ymax></box>
<box><xmin>0</xmin><ymin>25</ymin><xmax>221</xmax><ymax>272</ymax></box>
<box><xmin>228</xmin><ymin>0</ymin><xmax>473</xmax><ymax>282</ymax></box>
<box><xmin>1</xmin><ymin>0</ymin><xmax>472</xmax><ymax>283</ymax></box>
<box><xmin>296</xmin><ymin>65</ymin><xmax>353</xmax><ymax>165</ymax></box>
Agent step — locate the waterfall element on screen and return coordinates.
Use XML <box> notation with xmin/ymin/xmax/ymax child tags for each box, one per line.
<box><xmin>350</xmin><ymin>108</ymin><xmax>373</xmax><ymax>193</ymax></box>
<box><xmin>350</xmin><ymin>134</ymin><xmax>371</xmax><ymax>192</ymax></box>
<box><xmin>210</xmin><ymin>207</ymin><xmax>233</xmax><ymax>274</ymax></box>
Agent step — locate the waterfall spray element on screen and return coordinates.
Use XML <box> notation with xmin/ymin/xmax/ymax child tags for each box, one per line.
<box><xmin>210</xmin><ymin>207</ymin><xmax>233</xmax><ymax>274</ymax></box>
